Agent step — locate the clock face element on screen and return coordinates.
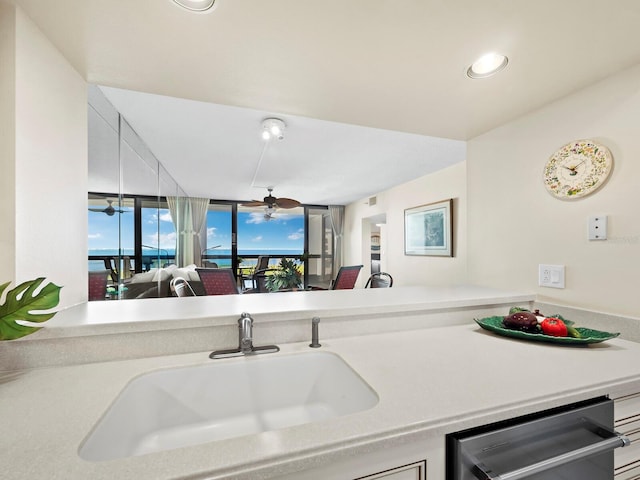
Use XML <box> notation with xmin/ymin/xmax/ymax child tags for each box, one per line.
<box><xmin>543</xmin><ymin>140</ymin><xmax>613</xmax><ymax>199</ymax></box>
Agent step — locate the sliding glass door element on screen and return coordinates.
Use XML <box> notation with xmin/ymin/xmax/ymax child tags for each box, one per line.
<box><xmin>236</xmin><ymin>204</ymin><xmax>305</xmax><ymax>271</ymax></box>
<box><xmin>306</xmin><ymin>207</ymin><xmax>334</xmax><ymax>289</ymax></box>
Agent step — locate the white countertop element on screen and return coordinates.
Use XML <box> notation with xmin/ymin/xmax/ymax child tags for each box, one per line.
<box><xmin>3</xmin><ymin>322</ymin><xmax>640</xmax><ymax>480</ymax></box>
<box><xmin>1</xmin><ymin>285</ymin><xmax>537</xmax><ymax>372</ymax></box>
<box><xmin>43</xmin><ymin>285</ymin><xmax>536</xmax><ymax>338</ymax></box>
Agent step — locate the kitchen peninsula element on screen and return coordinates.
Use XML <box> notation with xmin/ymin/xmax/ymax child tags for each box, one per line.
<box><xmin>2</xmin><ymin>286</ymin><xmax>640</xmax><ymax>479</ymax></box>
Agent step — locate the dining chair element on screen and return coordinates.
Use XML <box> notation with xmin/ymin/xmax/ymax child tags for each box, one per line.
<box><xmin>308</xmin><ymin>265</ymin><xmax>363</xmax><ymax>291</ymax></box>
<box><xmin>364</xmin><ymin>272</ymin><xmax>393</xmax><ymax>288</ymax></box>
<box><xmin>170</xmin><ymin>276</ymin><xmax>197</xmax><ymax>297</ymax></box>
<box><xmin>88</xmin><ymin>270</ymin><xmax>110</xmax><ymax>301</ymax></box>
<box><xmin>331</xmin><ymin>265</ymin><xmax>363</xmax><ymax>289</ymax></box>
<box><xmin>196</xmin><ymin>268</ymin><xmax>239</xmax><ymax>295</ymax></box>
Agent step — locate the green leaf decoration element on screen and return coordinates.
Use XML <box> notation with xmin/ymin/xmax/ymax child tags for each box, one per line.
<box><xmin>265</xmin><ymin>258</ymin><xmax>302</xmax><ymax>292</ymax></box>
<box><xmin>0</xmin><ymin>278</ymin><xmax>62</xmax><ymax>340</ymax></box>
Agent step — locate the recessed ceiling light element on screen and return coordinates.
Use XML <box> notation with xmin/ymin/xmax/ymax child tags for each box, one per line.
<box><xmin>171</xmin><ymin>0</ymin><xmax>216</xmax><ymax>12</ymax></box>
<box><xmin>466</xmin><ymin>53</ymin><xmax>508</xmax><ymax>79</ymax></box>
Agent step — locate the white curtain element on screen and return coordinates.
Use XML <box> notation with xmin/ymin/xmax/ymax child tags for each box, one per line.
<box><xmin>167</xmin><ymin>196</ymin><xmax>189</xmax><ymax>267</ymax></box>
<box><xmin>189</xmin><ymin>197</ymin><xmax>210</xmax><ymax>267</ymax></box>
<box><xmin>167</xmin><ymin>196</ymin><xmax>210</xmax><ymax>267</ymax></box>
<box><xmin>328</xmin><ymin>205</ymin><xmax>345</xmax><ymax>279</ymax></box>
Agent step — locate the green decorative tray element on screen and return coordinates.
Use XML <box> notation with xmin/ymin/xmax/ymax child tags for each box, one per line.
<box><xmin>474</xmin><ymin>316</ymin><xmax>619</xmax><ymax>345</ymax></box>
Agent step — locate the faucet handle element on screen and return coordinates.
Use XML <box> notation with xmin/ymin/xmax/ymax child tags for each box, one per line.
<box><xmin>309</xmin><ymin>316</ymin><xmax>321</xmax><ymax>348</ymax></box>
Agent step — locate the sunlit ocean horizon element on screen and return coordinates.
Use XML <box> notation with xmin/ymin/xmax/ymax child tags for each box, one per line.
<box><xmin>88</xmin><ymin>248</ymin><xmax>302</xmax><ymax>256</ymax></box>
<box><xmin>88</xmin><ymin>248</ymin><xmax>303</xmax><ymax>271</ymax></box>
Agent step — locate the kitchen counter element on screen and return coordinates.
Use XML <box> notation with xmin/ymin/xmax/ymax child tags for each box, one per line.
<box><xmin>1</xmin><ymin>285</ymin><xmax>536</xmax><ymax>370</ymax></box>
<box><xmin>44</xmin><ymin>285</ymin><xmax>536</xmax><ymax>337</ymax></box>
<box><xmin>3</xmin><ymin>322</ymin><xmax>640</xmax><ymax>480</ymax></box>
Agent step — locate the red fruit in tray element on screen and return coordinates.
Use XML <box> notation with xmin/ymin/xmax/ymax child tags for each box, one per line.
<box><xmin>540</xmin><ymin>317</ymin><xmax>568</xmax><ymax>337</ymax></box>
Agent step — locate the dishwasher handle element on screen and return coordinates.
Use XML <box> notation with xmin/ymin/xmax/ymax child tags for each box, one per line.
<box><xmin>467</xmin><ymin>430</ymin><xmax>630</xmax><ymax>480</ymax></box>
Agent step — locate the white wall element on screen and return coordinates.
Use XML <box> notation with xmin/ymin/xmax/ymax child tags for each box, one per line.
<box><xmin>0</xmin><ymin>3</ymin><xmax>16</xmax><ymax>283</ymax></box>
<box><xmin>345</xmin><ymin>161</ymin><xmax>467</xmax><ymax>287</ymax></box>
<box><xmin>12</xmin><ymin>7</ymin><xmax>87</xmax><ymax>307</ymax></box>
<box><xmin>467</xmin><ymin>63</ymin><xmax>640</xmax><ymax>317</ymax></box>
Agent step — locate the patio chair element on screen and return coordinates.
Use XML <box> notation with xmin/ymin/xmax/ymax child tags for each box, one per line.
<box><xmin>88</xmin><ymin>270</ymin><xmax>110</xmax><ymax>301</ymax></box>
<box><xmin>121</xmin><ymin>256</ymin><xmax>133</xmax><ymax>280</ymax></box>
<box><xmin>170</xmin><ymin>276</ymin><xmax>197</xmax><ymax>297</ymax></box>
<box><xmin>241</xmin><ymin>256</ymin><xmax>270</xmax><ymax>288</ymax></box>
<box><xmin>244</xmin><ymin>268</ymin><xmax>271</xmax><ymax>294</ymax></box>
<box><xmin>196</xmin><ymin>268</ymin><xmax>239</xmax><ymax>295</ymax></box>
<box><xmin>364</xmin><ymin>272</ymin><xmax>393</xmax><ymax>288</ymax></box>
<box><xmin>103</xmin><ymin>257</ymin><xmax>118</xmax><ymax>283</ymax></box>
<box><xmin>255</xmin><ymin>256</ymin><xmax>269</xmax><ymax>271</ymax></box>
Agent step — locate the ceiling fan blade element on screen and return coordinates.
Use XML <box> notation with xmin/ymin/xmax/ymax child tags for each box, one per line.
<box><xmin>241</xmin><ymin>200</ymin><xmax>268</xmax><ymax>207</ymax></box>
<box><xmin>88</xmin><ymin>208</ymin><xmax>105</xmax><ymax>212</ymax></box>
<box><xmin>274</xmin><ymin>197</ymin><xmax>301</xmax><ymax>209</ymax></box>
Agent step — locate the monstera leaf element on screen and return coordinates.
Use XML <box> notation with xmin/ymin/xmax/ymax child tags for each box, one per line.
<box><xmin>0</xmin><ymin>278</ymin><xmax>62</xmax><ymax>340</ymax></box>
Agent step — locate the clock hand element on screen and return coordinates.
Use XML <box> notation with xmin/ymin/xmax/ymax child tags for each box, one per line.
<box><xmin>571</xmin><ymin>159</ymin><xmax>586</xmax><ymax>169</ymax></box>
<box><xmin>561</xmin><ymin>165</ymin><xmax>579</xmax><ymax>176</ymax></box>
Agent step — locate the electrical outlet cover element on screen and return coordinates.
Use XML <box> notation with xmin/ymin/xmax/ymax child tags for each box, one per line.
<box><xmin>539</xmin><ymin>264</ymin><xmax>565</xmax><ymax>288</ymax></box>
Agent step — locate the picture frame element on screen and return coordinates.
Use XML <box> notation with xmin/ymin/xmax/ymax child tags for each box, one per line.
<box><xmin>404</xmin><ymin>199</ymin><xmax>453</xmax><ymax>256</ymax></box>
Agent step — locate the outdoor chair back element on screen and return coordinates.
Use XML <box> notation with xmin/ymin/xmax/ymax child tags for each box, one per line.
<box><xmin>244</xmin><ymin>268</ymin><xmax>271</xmax><ymax>293</ymax></box>
<box><xmin>255</xmin><ymin>256</ymin><xmax>270</xmax><ymax>271</ymax></box>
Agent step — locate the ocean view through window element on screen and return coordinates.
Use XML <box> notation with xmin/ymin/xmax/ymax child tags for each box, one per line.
<box><xmin>89</xmin><ymin>200</ymin><xmax>306</xmax><ymax>270</ymax></box>
<box><xmin>89</xmin><ymin>194</ymin><xmax>333</xmax><ymax>297</ymax></box>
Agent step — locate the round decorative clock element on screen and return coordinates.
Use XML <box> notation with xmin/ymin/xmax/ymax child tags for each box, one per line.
<box><xmin>543</xmin><ymin>140</ymin><xmax>613</xmax><ymax>199</ymax></box>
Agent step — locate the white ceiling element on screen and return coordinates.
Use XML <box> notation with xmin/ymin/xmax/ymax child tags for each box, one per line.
<box><xmin>13</xmin><ymin>0</ymin><xmax>640</xmax><ymax>204</ymax></box>
<box><xmin>99</xmin><ymin>86</ymin><xmax>465</xmax><ymax>204</ymax></box>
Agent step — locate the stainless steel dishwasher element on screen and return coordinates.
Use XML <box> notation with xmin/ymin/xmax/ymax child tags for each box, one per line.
<box><xmin>447</xmin><ymin>396</ymin><xmax>629</xmax><ymax>480</ymax></box>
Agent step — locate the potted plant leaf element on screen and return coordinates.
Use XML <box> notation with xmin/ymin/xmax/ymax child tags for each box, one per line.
<box><xmin>265</xmin><ymin>258</ymin><xmax>302</xmax><ymax>292</ymax></box>
<box><xmin>0</xmin><ymin>278</ymin><xmax>62</xmax><ymax>340</ymax></box>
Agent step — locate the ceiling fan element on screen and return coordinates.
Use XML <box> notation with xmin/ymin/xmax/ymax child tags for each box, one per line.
<box><xmin>241</xmin><ymin>188</ymin><xmax>301</xmax><ymax>221</ymax></box>
<box><xmin>88</xmin><ymin>199</ymin><xmax>128</xmax><ymax>216</ymax></box>
<box><xmin>242</xmin><ymin>188</ymin><xmax>301</xmax><ymax>210</ymax></box>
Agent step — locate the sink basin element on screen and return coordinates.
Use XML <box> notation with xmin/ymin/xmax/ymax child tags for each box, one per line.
<box><xmin>79</xmin><ymin>351</ymin><xmax>378</xmax><ymax>461</ymax></box>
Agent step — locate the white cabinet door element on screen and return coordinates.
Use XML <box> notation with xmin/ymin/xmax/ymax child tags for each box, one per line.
<box><xmin>615</xmin><ymin>393</ymin><xmax>640</xmax><ymax>478</ymax></box>
<box><xmin>355</xmin><ymin>461</ymin><xmax>426</xmax><ymax>480</ymax></box>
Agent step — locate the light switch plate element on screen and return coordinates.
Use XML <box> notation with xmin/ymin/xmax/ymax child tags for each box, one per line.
<box><xmin>539</xmin><ymin>264</ymin><xmax>565</xmax><ymax>288</ymax></box>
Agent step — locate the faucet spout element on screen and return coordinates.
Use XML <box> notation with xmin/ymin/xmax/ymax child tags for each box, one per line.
<box><xmin>239</xmin><ymin>312</ymin><xmax>254</xmax><ymax>353</ymax></box>
<box><xmin>209</xmin><ymin>312</ymin><xmax>280</xmax><ymax>359</ymax></box>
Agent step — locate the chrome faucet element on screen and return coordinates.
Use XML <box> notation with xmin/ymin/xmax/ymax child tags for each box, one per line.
<box><xmin>210</xmin><ymin>312</ymin><xmax>280</xmax><ymax>359</ymax></box>
<box><xmin>239</xmin><ymin>312</ymin><xmax>254</xmax><ymax>353</ymax></box>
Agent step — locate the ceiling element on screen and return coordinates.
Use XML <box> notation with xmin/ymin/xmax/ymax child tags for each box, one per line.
<box><xmin>98</xmin><ymin>85</ymin><xmax>465</xmax><ymax>204</ymax></box>
<box><xmin>13</xmin><ymin>0</ymin><xmax>640</xmax><ymax>204</ymax></box>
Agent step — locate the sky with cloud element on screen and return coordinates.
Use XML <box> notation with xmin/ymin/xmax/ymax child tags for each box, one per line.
<box><xmin>89</xmin><ymin>206</ymin><xmax>304</xmax><ymax>253</ymax></box>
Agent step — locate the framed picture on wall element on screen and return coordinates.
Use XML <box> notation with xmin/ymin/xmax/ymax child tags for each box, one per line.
<box><xmin>404</xmin><ymin>199</ymin><xmax>453</xmax><ymax>256</ymax></box>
